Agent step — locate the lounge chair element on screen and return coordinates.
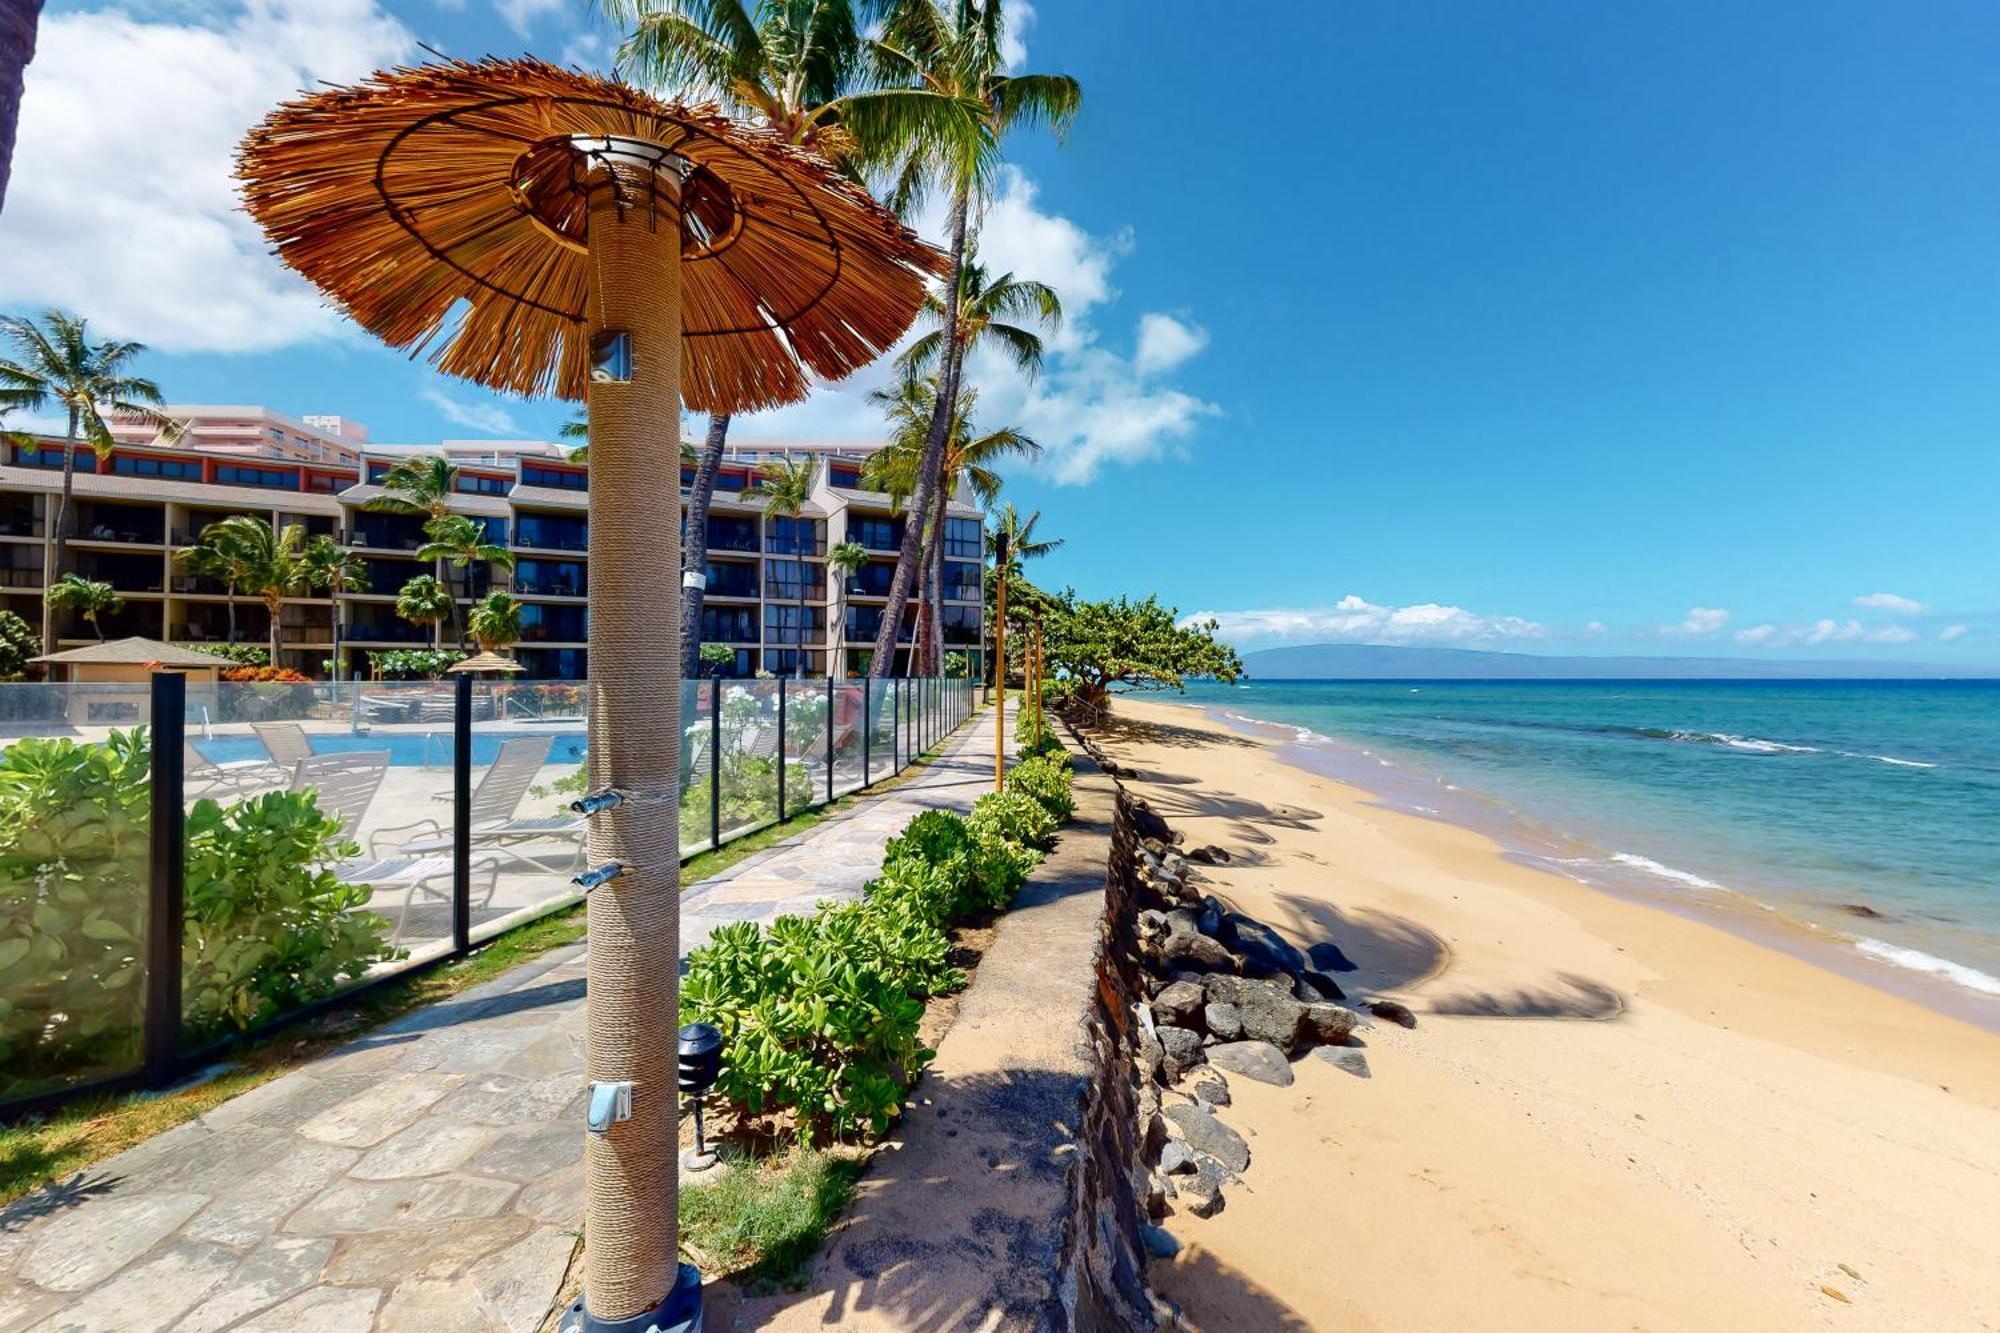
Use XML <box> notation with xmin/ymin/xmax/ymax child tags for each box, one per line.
<box><xmin>252</xmin><ymin>721</ymin><xmax>314</xmax><ymax>770</ymax></box>
<box><xmin>374</xmin><ymin>735</ymin><xmax>583</xmax><ymax>875</ymax></box>
<box><xmin>184</xmin><ymin>741</ymin><xmax>282</xmax><ymax>796</ymax></box>
<box><xmin>334</xmin><ymin>852</ymin><xmax>502</xmax><ymax>943</ymax></box>
<box><xmin>289</xmin><ymin>751</ymin><xmax>389</xmax><ymax>842</ymax></box>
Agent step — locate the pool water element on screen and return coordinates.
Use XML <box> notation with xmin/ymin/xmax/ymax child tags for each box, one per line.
<box><xmin>194</xmin><ymin>728</ymin><xmax>587</xmax><ymax>769</ymax></box>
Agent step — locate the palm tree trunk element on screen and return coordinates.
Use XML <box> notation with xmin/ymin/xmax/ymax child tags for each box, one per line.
<box><xmin>0</xmin><ymin>0</ymin><xmax>43</xmax><ymax>216</ymax></box>
<box><xmin>267</xmin><ymin>596</ymin><xmax>282</xmax><ymax>669</ymax></box>
<box><xmin>927</xmin><ymin>484</ymin><xmax>948</xmax><ymax>676</ymax></box>
<box><xmin>223</xmin><ymin>582</ymin><xmax>237</xmax><ymax>644</ymax></box>
<box><xmin>870</xmin><ymin>185</ymin><xmax>970</xmax><ymax>678</ymax></box>
<box><xmin>330</xmin><ymin>590</ymin><xmax>344</xmax><ymax>682</ymax></box>
<box><xmin>40</xmin><ymin>406</ymin><xmax>77</xmax><ymax>653</ymax></box>
<box><xmin>681</xmin><ymin>412</ymin><xmax>730</xmax><ymax>678</ymax></box>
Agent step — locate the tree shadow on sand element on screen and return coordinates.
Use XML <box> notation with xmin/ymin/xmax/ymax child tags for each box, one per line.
<box><xmin>1093</xmin><ymin>713</ymin><xmax>1259</xmax><ymax>752</ymax></box>
<box><xmin>1269</xmin><ymin>894</ymin><xmax>1454</xmax><ymax>993</ymax></box>
<box><xmin>1431</xmin><ymin>973</ymin><xmax>1625</xmax><ymax>1020</ymax></box>
<box><xmin>1154</xmin><ymin>1244</ymin><xmax>1318</xmax><ymax>1331</ymax></box>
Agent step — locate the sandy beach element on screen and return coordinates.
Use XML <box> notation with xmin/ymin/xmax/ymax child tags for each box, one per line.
<box><xmin>1101</xmin><ymin>697</ymin><xmax>2000</xmax><ymax>1332</ymax></box>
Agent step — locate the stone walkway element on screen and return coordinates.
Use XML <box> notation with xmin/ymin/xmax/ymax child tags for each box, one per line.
<box><xmin>0</xmin><ymin>705</ymin><xmax>1006</xmax><ymax>1333</ymax></box>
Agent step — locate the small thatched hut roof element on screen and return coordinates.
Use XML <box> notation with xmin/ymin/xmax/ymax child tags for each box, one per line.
<box><xmin>449</xmin><ymin>651</ymin><xmax>526</xmax><ymax>674</ymax></box>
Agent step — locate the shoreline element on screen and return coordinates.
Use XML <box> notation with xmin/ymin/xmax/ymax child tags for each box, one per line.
<box><xmin>1175</xmin><ymin>695</ymin><xmax>2000</xmax><ymax>1034</ymax></box>
<box><xmin>1100</xmin><ymin>696</ymin><xmax>2000</xmax><ymax>1329</ymax></box>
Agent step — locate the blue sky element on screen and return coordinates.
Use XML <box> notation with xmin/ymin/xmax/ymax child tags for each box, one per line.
<box><xmin>3</xmin><ymin>1</ymin><xmax>1996</xmax><ymax>663</ymax></box>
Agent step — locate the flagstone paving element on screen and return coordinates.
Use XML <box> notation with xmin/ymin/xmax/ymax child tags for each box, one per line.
<box><xmin>0</xmin><ymin>705</ymin><xmax>1004</xmax><ymax>1333</ymax></box>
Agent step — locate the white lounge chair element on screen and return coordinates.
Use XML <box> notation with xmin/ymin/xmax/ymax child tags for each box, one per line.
<box><xmin>376</xmin><ymin>735</ymin><xmax>584</xmax><ymax>875</ymax></box>
<box><xmin>252</xmin><ymin>721</ymin><xmax>315</xmax><ymax>770</ymax></box>
<box><xmin>335</xmin><ymin>852</ymin><xmax>502</xmax><ymax>943</ymax></box>
<box><xmin>184</xmin><ymin>741</ymin><xmax>282</xmax><ymax>796</ymax></box>
<box><xmin>289</xmin><ymin>751</ymin><xmax>389</xmax><ymax>842</ymax></box>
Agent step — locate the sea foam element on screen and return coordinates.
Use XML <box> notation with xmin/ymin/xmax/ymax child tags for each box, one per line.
<box><xmin>1608</xmin><ymin>852</ymin><xmax>1725</xmax><ymax>891</ymax></box>
<box><xmin>1854</xmin><ymin>938</ymin><xmax>2000</xmax><ymax>997</ymax></box>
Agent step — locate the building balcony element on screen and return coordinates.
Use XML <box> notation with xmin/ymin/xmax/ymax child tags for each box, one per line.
<box><xmin>0</xmin><ymin>567</ymin><xmax>42</xmax><ymax>589</ymax></box>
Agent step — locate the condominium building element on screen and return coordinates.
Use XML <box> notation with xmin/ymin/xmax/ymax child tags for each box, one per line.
<box><xmin>3</xmin><ymin>410</ymin><xmax>986</xmax><ymax>680</ymax></box>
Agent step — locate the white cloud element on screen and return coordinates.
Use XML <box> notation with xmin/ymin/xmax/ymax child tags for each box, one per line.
<box><xmin>737</xmin><ymin>166</ymin><xmax>1216</xmax><ymax>487</ymax></box>
<box><xmin>1133</xmin><ymin>313</ymin><xmax>1208</xmax><ymax>376</ymax></box>
<box><xmin>1735</xmin><ymin>618</ymin><xmax>1920</xmax><ymax>648</ymax></box>
<box><xmin>999</xmin><ymin>0</ymin><xmax>1035</xmax><ymax>71</ymax></box>
<box><xmin>495</xmin><ymin>0</ymin><xmax>566</xmax><ymax>37</ymax></box>
<box><xmin>420</xmin><ymin>387</ymin><xmax>519</xmax><ymax>435</ymax></box>
<box><xmin>1851</xmin><ymin>591</ymin><xmax>1926</xmax><ymax>615</ymax></box>
<box><xmin>559</xmin><ymin>31</ymin><xmax>609</xmax><ymax>72</ymax></box>
<box><xmin>1187</xmin><ymin>595</ymin><xmax>1549</xmax><ymax>649</ymax></box>
<box><xmin>0</xmin><ymin>0</ymin><xmax>415</xmax><ymax>353</ymax></box>
<box><xmin>1733</xmin><ymin>623</ymin><xmax>1779</xmax><ymax>646</ymax></box>
<box><xmin>1668</xmin><ymin>606</ymin><xmax>1730</xmax><ymax>636</ymax></box>
<box><xmin>1940</xmin><ymin>624</ymin><xmax>1969</xmax><ymax>642</ymax></box>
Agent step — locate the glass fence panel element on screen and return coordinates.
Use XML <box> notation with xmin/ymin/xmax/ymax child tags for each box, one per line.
<box><xmin>177</xmin><ymin>679</ymin><xmax>449</xmax><ymax>1057</ymax></box>
<box><xmin>782</xmin><ymin>680</ymin><xmax>829</xmax><ymax>819</ymax></box>
<box><xmin>718</xmin><ymin>681</ymin><xmax>780</xmax><ymax>843</ymax></box>
<box><xmin>0</xmin><ymin>683</ymin><xmax>152</xmax><ymax>1106</ymax></box>
<box><xmin>681</xmin><ymin>680</ymin><xmax>712</xmax><ymax>857</ymax></box>
<box><xmin>831</xmin><ymin>683</ymin><xmax>866</xmax><ymax>798</ymax></box>
<box><xmin>867</xmin><ymin>679</ymin><xmax>896</xmax><ymax>784</ymax></box>
<box><xmin>469</xmin><ymin>679</ymin><xmax>591</xmax><ymax>946</ymax></box>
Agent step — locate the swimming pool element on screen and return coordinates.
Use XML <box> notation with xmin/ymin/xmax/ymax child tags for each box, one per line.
<box><xmin>194</xmin><ymin>728</ymin><xmax>587</xmax><ymax>768</ymax></box>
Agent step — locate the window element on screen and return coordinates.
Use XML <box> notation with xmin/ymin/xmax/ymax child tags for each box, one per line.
<box><xmin>515</xmin><ymin>514</ymin><xmax>587</xmax><ymax>550</ymax></box>
<box><xmin>12</xmin><ymin>444</ymin><xmax>93</xmax><ymax>472</ymax></box>
<box><xmin>703</xmin><ymin>561</ymin><xmax>759</xmax><ymax>598</ymax></box>
<box><xmin>520</xmin><ymin>602</ymin><xmax>588</xmax><ymax>641</ymax></box>
<box><xmin>367</xmin><ymin>462</ymin><xmax>393</xmax><ymax>483</ymax></box>
<box><xmin>513</xmin><ymin>559</ymin><xmax>586</xmax><ymax>597</ymax></box>
<box><xmin>705</xmin><ymin>515</ymin><xmax>757</xmax><ymax>552</ymax></box>
<box><xmin>700</xmin><ymin>605</ymin><xmax>757</xmax><ymax>642</ymax></box>
<box><xmin>943</xmin><ymin>603</ymin><xmax>982</xmax><ymax>644</ymax></box>
<box><xmin>522</xmin><ymin>463</ymin><xmax>587</xmax><ymax>491</ymax></box>
<box><xmin>456</xmin><ymin>472</ymin><xmax>509</xmax><ymax>495</ymax></box>
<box><xmin>764</xmin><ymin>603</ymin><xmax>825</xmax><ymax>637</ymax></box>
<box><xmin>111</xmin><ymin>455</ymin><xmax>202</xmax><ymax>481</ymax></box>
<box><xmin>269</xmin><ymin>427</ymin><xmax>285</xmax><ymax>441</ymax></box>
<box><xmin>830</xmin><ymin>463</ymin><xmax>864</xmax><ymax>489</ymax></box>
<box><xmin>764</xmin><ymin>558</ymin><xmax>822</xmax><ymax>602</ymax></box>
<box><xmin>845</xmin><ymin>561</ymin><xmax>896</xmax><ymax>597</ymax></box>
<box><xmin>943</xmin><ymin>561</ymin><xmax>982</xmax><ymax>601</ymax></box>
<box><xmin>850</xmin><ymin>516</ymin><xmax>900</xmax><ymax>551</ymax></box>
<box><xmin>474</xmin><ymin>515</ymin><xmax>509</xmax><ymax>544</ymax></box>
<box><xmin>766</xmin><ymin>516</ymin><xmax>823</xmax><ymax>556</ymax></box>
<box><xmin>306</xmin><ymin>472</ymin><xmax>348</xmax><ymax>493</ymax></box>
<box><xmin>216</xmin><ymin>464</ymin><xmax>297</xmax><ymax>489</ymax></box>
<box><xmin>763</xmin><ymin>649</ymin><xmax>824</xmax><ymax>675</ymax></box>
<box><xmin>945</xmin><ymin>517</ymin><xmax>982</xmax><ymax>559</ymax></box>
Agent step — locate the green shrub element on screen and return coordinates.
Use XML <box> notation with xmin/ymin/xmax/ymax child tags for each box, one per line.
<box><xmin>1019</xmin><ymin>729</ymin><xmax>1067</xmax><ymax>764</ymax></box>
<box><xmin>680</xmin><ymin>915</ymin><xmax>932</xmax><ymax>1143</ymax></box>
<box><xmin>1006</xmin><ymin>755</ymin><xmax>1075</xmax><ymax>821</ymax></box>
<box><xmin>969</xmin><ymin>788</ymin><xmax>1058</xmax><ymax>852</ymax></box>
<box><xmin>0</xmin><ymin>609</ymin><xmax>38</xmax><ymax>681</ymax></box>
<box><xmin>965</xmin><ymin>822</ymin><xmax>1040</xmax><ymax>912</ymax></box>
<box><xmin>0</xmin><ymin>728</ymin><xmax>403</xmax><ymax>1100</ymax></box>
<box><xmin>680</xmin><ymin>755</ymin><xmax>812</xmax><ymax>845</ymax></box>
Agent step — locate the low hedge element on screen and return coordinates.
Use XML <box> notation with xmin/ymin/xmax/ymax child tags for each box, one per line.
<box><xmin>1004</xmin><ymin>754</ymin><xmax>1075</xmax><ymax>822</ymax></box>
<box><xmin>680</xmin><ymin>749</ymin><xmax>1066</xmax><ymax>1143</ymax></box>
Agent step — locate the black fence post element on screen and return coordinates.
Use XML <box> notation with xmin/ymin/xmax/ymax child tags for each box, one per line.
<box><xmin>777</xmin><ymin>678</ymin><xmax>787</xmax><ymax>821</ymax></box>
<box><xmin>452</xmin><ymin>671</ymin><xmax>472</xmax><ymax>955</ymax></box>
<box><xmin>826</xmin><ymin>676</ymin><xmax>835</xmax><ymax>802</ymax></box>
<box><xmin>710</xmin><ymin>675</ymin><xmax>723</xmax><ymax>850</ymax></box>
<box><xmin>143</xmin><ymin>670</ymin><xmax>187</xmax><ymax>1087</ymax></box>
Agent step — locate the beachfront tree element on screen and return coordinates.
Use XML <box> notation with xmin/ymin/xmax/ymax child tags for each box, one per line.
<box><xmin>1039</xmin><ymin>590</ymin><xmax>1244</xmax><ymax>716</ymax></box>
<box><xmin>394</xmin><ymin>574</ymin><xmax>452</xmax><ymax>645</ymax></box>
<box><xmin>608</xmin><ymin>0</ymin><xmax>886</xmax><ymax>678</ymax></box>
<box><xmin>417</xmin><ymin>513</ymin><xmax>515</xmax><ymax>648</ymax></box>
<box><xmin>467</xmin><ymin>591</ymin><xmax>524</xmax><ymax>655</ymax></box>
<box><xmin>301</xmin><ymin>535</ymin><xmax>366</xmax><ymax>681</ymax></box>
<box><xmin>42</xmin><ymin>572</ymin><xmax>120</xmax><ymax>643</ymax></box>
<box><xmin>0</xmin><ymin>0</ymin><xmax>41</xmax><ymax>214</ymax></box>
<box><xmin>0</xmin><ymin>309</ymin><xmax>181</xmax><ymax>651</ymax></box>
<box><xmin>827</xmin><ymin>539</ymin><xmax>868</xmax><ymax>675</ymax></box>
<box><xmin>749</xmin><ymin>455</ymin><xmax>817</xmax><ymax>677</ymax></box>
<box><xmin>854</xmin><ymin>0</ymin><xmax>1079</xmax><ymax>678</ymax></box>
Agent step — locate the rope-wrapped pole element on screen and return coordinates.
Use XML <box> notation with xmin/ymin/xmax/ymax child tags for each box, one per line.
<box><xmin>572</xmin><ymin>148</ymin><xmax>696</xmax><ymax>1331</ymax></box>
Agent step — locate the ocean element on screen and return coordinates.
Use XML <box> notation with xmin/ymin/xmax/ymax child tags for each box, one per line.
<box><xmin>1172</xmin><ymin>678</ymin><xmax>2000</xmax><ymax>1007</ymax></box>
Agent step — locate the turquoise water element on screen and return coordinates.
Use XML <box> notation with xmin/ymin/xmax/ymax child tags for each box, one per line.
<box><xmin>195</xmin><ymin>729</ymin><xmax>588</xmax><ymax>768</ymax></box>
<box><xmin>1175</xmin><ymin>678</ymin><xmax>2000</xmax><ymax>999</ymax></box>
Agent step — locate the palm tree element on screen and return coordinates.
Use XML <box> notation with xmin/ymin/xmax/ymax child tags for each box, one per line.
<box><xmin>0</xmin><ymin>309</ymin><xmax>181</xmax><ymax>651</ymax></box>
<box><xmin>827</xmin><ymin>539</ymin><xmax>868</xmax><ymax>676</ymax></box>
<box><xmin>867</xmin><ymin>376</ymin><xmax>1037</xmax><ymax>673</ymax></box>
<box><xmin>467</xmin><ymin>591</ymin><xmax>524</xmax><ymax>655</ymax></box>
<box><xmin>851</xmin><ymin>0</ymin><xmax>1079</xmax><ymax>677</ymax></box>
<box><xmin>302</xmin><ymin>535</ymin><xmax>366</xmax><ymax>680</ymax></box>
<box><xmin>748</xmin><ymin>455</ymin><xmax>817</xmax><ymax>677</ymax></box>
<box><xmin>186</xmin><ymin>516</ymin><xmax>314</xmax><ymax>667</ymax></box>
<box><xmin>43</xmin><ymin>572</ymin><xmax>120</xmax><ymax>643</ymax></box>
<box><xmin>418</xmin><ymin>513</ymin><xmax>516</xmax><ymax>648</ymax></box>
<box><xmin>394</xmin><ymin>574</ymin><xmax>453</xmax><ymax>644</ymax></box>
<box><xmin>895</xmin><ymin>241</ymin><xmax>1061</xmax><ymax>384</ymax></box>
<box><xmin>982</xmin><ymin>500</ymin><xmax>1057</xmax><ymax>787</ymax></box>
<box><xmin>364</xmin><ymin>454</ymin><xmax>458</xmax><ymax>525</ymax></box>
<box><xmin>172</xmin><ymin>535</ymin><xmax>249</xmax><ymax>646</ymax></box>
<box><xmin>0</xmin><ymin>0</ymin><xmax>42</xmax><ymax>215</ymax></box>
<box><xmin>608</xmin><ymin>0</ymin><xmax>906</xmax><ymax>677</ymax></box>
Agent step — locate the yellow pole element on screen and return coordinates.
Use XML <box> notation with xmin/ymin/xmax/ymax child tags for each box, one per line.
<box><xmin>993</xmin><ymin>569</ymin><xmax>1006</xmax><ymax>790</ymax></box>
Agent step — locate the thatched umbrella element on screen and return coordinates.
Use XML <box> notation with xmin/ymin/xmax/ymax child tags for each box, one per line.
<box><xmin>238</xmin><ymin>57</ymin><xmax>939</xmax><ymax>1333</ymax></box>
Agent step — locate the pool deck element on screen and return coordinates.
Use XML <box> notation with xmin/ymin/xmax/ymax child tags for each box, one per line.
<box><xmin>0</xmin><ymin>703</ymin><xmax>1007</xmax><ymax>1333</ymax></box>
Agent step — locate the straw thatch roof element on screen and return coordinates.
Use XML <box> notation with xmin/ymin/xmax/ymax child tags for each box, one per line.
<box><xmin>31</xmin><ymin>638</ymin><xmax>229</xmax><ymax>668</ymax></box>
<box><xmin>449</xmin><ymin>651</ymin><xmax>526</xmax><ymax>673</ymax></box>
<box><xmin>237</xmin><ymin>58</ymin><xmax>944</xmax><ymax>412</ymax></box>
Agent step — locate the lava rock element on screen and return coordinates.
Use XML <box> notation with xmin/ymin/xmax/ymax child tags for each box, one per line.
<box><xmin>1137</xmin><ymin>909</ymin><xmax>1169</xmax><ymax>940</ymax></box>
<box><xmin>1131</xmin><ymin>802</ymin><xmax>1178</xmax><ymax>846</ymax></box>
<box><xmin>1222</xmin><ymin>912</ymin><xmax>1307</xmax><ymax>978</ymax></box>
<box><xmin>1137</xmin><ymin>1028</ymin><xmax>1164</xmax><ymax>1082</ymax></box>
<box><xmin>1178</xmin><ymin>1159</ymin><xmax>1227</xmax><ymax>1218</ymax></box>
<box><xmin>1315</xmin><ymin>1047</ymin><xmax>1372</xmax><ymax>1078</ymax></box>
<box><xmin>1152</xmin><ymin>980</ymin><xmax>1206</xmax><ymax>1029</ymax></box>
<box><xmin>1187</xmin><ymin>844</ymin><xmax>1232</xmax><ymax>865</ymax></box>
<box><xmin>1156</xmin><ymin>1025</ymin><xmax>1206</xmax><ymax>1079</ymax></box>
<box><xmin>1296</xmin><ymin>970</ymin><xmax>1347</xmax><ymax>1003</ymax></box>
<box><xmin>1368</xmin><ymin>999</ymin><xmax>1418</xmax><ymax>1029</ymax></box>
<box><xmin>1196</xmin><ymin>897</ymin><xmax>1224</xmax><ymax>938</ymax></box>
<box><xmin>1300</xmin><ymin>1003</ymin><xmax>1361</xmax><ymax>1046</ymax></box>
<box><xmin>1203</xmin><ymin>1002</ymin><xmax>1243</xmax><ymax>1042</ymax></box>
<box><xmin>1162</xmin><ymin>928</ymin><xmax>1238</xmax><ymax>973</ymax></box>
<box><xmin>1192</xmin><ymin>1076</ymin><xmax>1231</xmax><ymax>1109</ymax></box>
<box><xmin>1204</xmin><ymin>1039</ymin><xmax>1294</xmax><ymax>1087</ymax></box>
<box><xmin>1164</xmin><ymin>1103</ymin><xmax>1251</xmax><ymax>1174</ymax></box>
<box><xmin>1203</xmin><ymin>975</ymin><xmax>1308</xmax><ymax>1050</ymax></box>
<box><xmin>1307</xmin><ymin>941</ymin><xmax>1360</xmax><ymax>973</ymax></box>
<box><xmin>1140</xmin><ymin>1224</ymin><xmax>1181</xmax><ymax>1259</ymax></box>
<box><xmin>1159</xmin><ymin>1140</ymin><xmax>1196</xmax><ymax>1174</ymax></box>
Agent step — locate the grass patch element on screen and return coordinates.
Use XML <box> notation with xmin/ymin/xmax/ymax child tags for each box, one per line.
<box><xmin>679</xmin><ymin>1149</ymin><xmax>864</xmax><ymax>1291</ymax></box>
<box><xmin>0</xmin><ymin>708</ymin><xmax>985</xmax><ymax>1211</ymax></box>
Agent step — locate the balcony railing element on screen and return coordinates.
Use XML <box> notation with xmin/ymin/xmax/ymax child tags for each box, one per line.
<box><xmin>0</xmin><ymin>568</ymin><xmax>41</xmax><ymax>588</ymax></box>
<box><xmin>0</xmin><ymin>520</ymin><xmax>41</xmax><ymax>538</ymax></box>
<box><xmin>513</xmin><ymin>576</ymin><xmax>586</xmax><ymax>597</ymax></box>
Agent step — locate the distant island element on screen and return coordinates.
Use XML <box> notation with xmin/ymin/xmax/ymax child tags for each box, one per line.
<box><xmin>1239</xmin><ymin>643</ymin><xmax>1999</xmax><ymax>680</ymax></box>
